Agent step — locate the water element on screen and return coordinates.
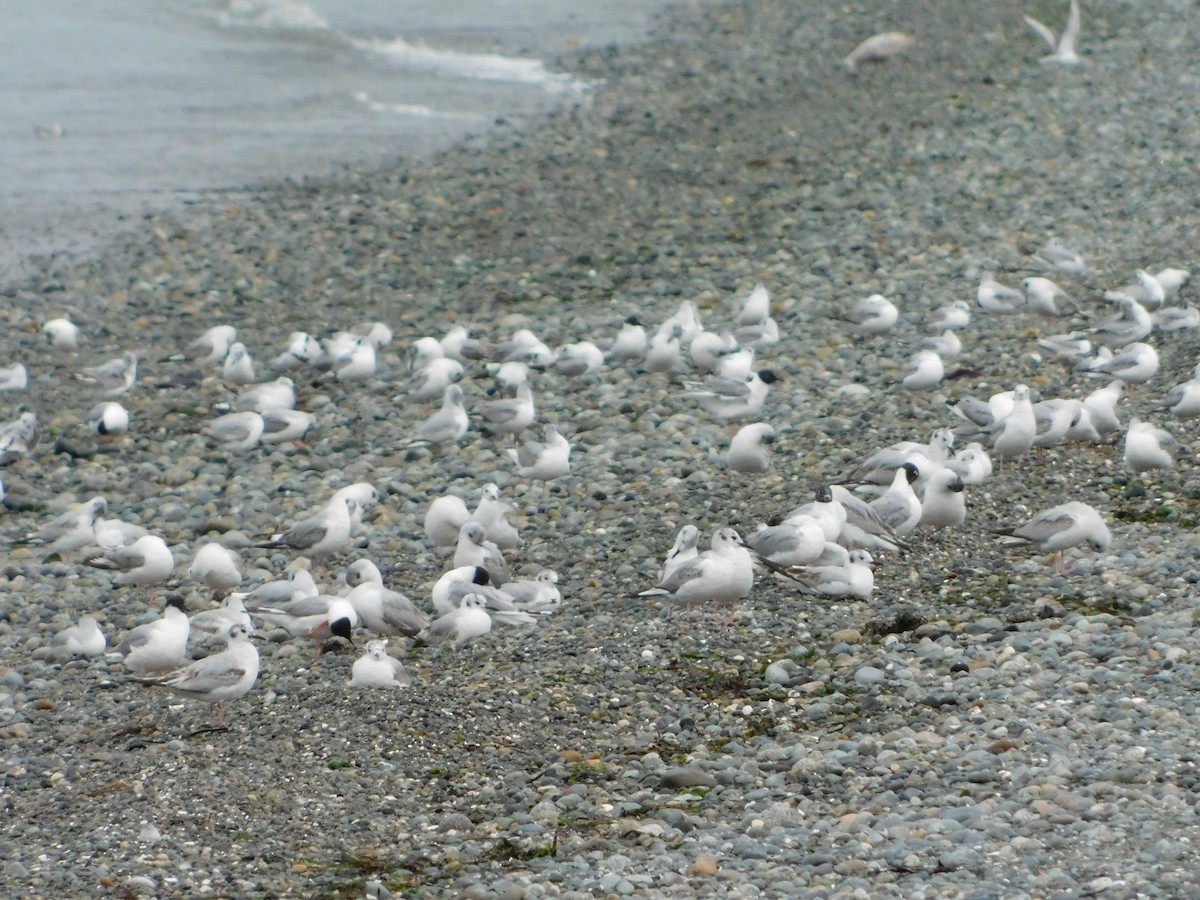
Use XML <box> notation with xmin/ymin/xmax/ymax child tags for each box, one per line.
<box><xmin>0</xmin><ymin>0</ymin><xmax>693</xmax><ymax>276</ymax></box>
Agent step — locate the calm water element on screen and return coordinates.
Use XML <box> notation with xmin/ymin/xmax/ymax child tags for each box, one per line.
<box><xmin>0</xmin><ymin>0</ymin><xmax>693</xmax><ymax>275</ymax></box>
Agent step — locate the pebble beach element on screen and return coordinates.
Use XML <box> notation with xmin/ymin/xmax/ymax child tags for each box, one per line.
<box><xmin>4</xmin><ymin>0</ymin><xmax>1200</xmax><ymax>897</ymax></box>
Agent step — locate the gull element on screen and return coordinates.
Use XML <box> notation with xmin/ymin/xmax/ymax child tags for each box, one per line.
<box><xmin>849</xmin><ymin>428</ymin><xmax>955</xmax><ymax>488</ymax></box>
<box><xmin>343</xmin><ymin>560</ymin><xmax>428</xmax><ymax>638</ymax></box>
<box><xmin>1032</xmin><ymin>398</ymin><xmax>1084</xmax><ymax>450</ymax></box>
<box><xmin>349</xmin><ymin>639</ymin><xmax>410</xmax><ymax>688</ymax></box>
<box><xmin>222</xmin><ymin>342</ymin><xmax>256</xmax><ymax>387</ymax></box>
<box><xmin>424</xmin><ymin>494</ymin><xmax>471</xmax><ymax>550</ymax></box>
<box><xmin>86</xmin><ymin>401</ymin><xmax>130</xmax><ymax>437</ymax></box>
<box><xmin>416</xmin><ymin>594</ymin><xmax>492</xmax><ymax>647</ymax></box>
<box><xmin>86</xmin><ymin>534</ymin><xmax>175</xmax><ymax>589</ymax></box>
<box><xmin>431</xmin><ymin>565</ymin><xmax>502</xmax><ymax>616</ymax></box>
<box><xmin>52</xmin><ymin>615</ymin><xmax>107</xmax><ymax>657</ymax></box>
<box><xmin>507</xmin><ymin>424</ymin><xmax>572</xmax><ymax>492</ymax></box>
<box><xmin>1124</xmin><ymin>419</ymin><xmax>1179</xmax><ymax>473</ymax></box>
<box><xmin>204</xmin><ymin>411</ymin><xmax>264</xmax><ymax>453</ymax></box>
<box><xmin>236</xmin><ymin>377</ymin><xmax>296</xmax><ymax>413</ymax></box>
<box><xmin>655</xmin><ymin>299</ymin><xmax>703</xmax><ymax>345</ymax></box>
<box><xmin>331</xmin><ymin>340</ymin><xmax>377</xmax><ymax>384</ymax></box>
<box><xmin>258</xmin><ymin>496</ymin><xmax>357</xmax><ymax>561</ymax></box>
<box><xmin>493</xmin><ymin>328</ymin><xmax>554</xmax><ymax>365</ymax></box>
<box><xmin>554</xmin><ymin>341</ymin><xmax>605</xmax><ymax>377</ymax></box>
<box><xmin>900</xmin><ymin>350</ymin><xmax>945</xmax><ymax>391</ymax></box>
<box><xmin>977</xmin><ymin>272</ymin><xmax>1024</xmax><ymax>313</ymax></box>
<box><xmin>997</xmin><ymin>501</ymin><xmax>1111</xmax><ymax>558</ymax></box>
<box><xmin>785</xmin><ymin>486</ymin><xmax>847</xmax><ymax>544</ymax></box>
<box><xmin>825</xmin><ymin>486</ymin><xmax>905</xmax><ymax>553</ymax></box>
<box><xmin>245</xmin><ymin>563</ymin><xmax>320</xmax><ymax>606</ymax></box>
<box><xmin>680</xmin><ymin>369</ymin><xmax>778</xmax><ymax>423</ymax></box>
<box><xmin>868</xmin><ymin>462</ymin><xmax>923</xmax><ymax>536</ymax></box>
<box><xmin>921</xmin><ymin>329</ymin><xmax>962</xmax><ymax>358</ymax></box>
<box><xmin>847</xmin><ymin>294</ymin><xmax>898</xmax><ymax>337</ymax></box>
<box><xmin>351</xmin><ymin>321</ymin><xmax>393</xmax><ymax>349</ymax></box>
<box><xmin>188</xmin><ymin>543</ymin><xmax>243</xmax><ymax>595</ymax></box>
<box><xmin>1164</xmin><ymin>375</ymin><xmax>1200</xmax><ymax>418</ymax></box>
<box><xmin>688</xmin><ymin>330</ymin><xmax>737</xmax><ymax>374</ymax></box>
<box><xmin>1031</xmin><ymin>238</ymin><xmax>1087</xmax><ymax>275</ymax></box>
<box><xmin>91</xmin><ymin>516</ymin><xmax>148</xmax><ymax>552</ymax></box>
<box><xmin>330</xmin><ymin>482</ymin><xmax>380</xmax><ymax>535</ymax></box>
<box><xmin>499</xmin><ymin>570</ymin><xmax>561</xmax><ymax>614</ymax></box>
<box><xmin>43</xmin><ymin>316</ymin><xmax>81</xmax><ymax>351</ymax></box>
<box><xmin>117</xmin><ymin>598</ymin><xmax>190</xmax><ymax>674</ymax></box>
<box><xmin>1037</xmin><ymin>333</ymin><xmax>1092</xmax><ymax>360</ymax></box>
<box><xmin>17</xmin><ymin>496</ymin><xmax>108</xmax><ymax>557</ymax></box>
<box><xmin>452</xmin><ymin>522</ymin><xmax>509</xmax><ymax>585</ymax></box>
<box><xmin>638</xmin><ymin>528</ymin><xmax>754</xmax><ymax>616</ymax></box>
<box><xmin>470</xmin><ymin>483</ymin><xmax>523</xmax><ymax>550</ymax></box>
<box><xmin>180</xmin><ymin>325</ymin><xmax>237</xmax><ymax>367</ymax></box>
<box><xmin>842</xmin><ymin>31</ymin><xmax>915</xmax><ymax>74</ymax></box>
<box><xmin>137</xmin><ymin>622</ymin><xmax>259</xmax><ymax>721</ymax></box>
<box><xmin>991</xmin><ymin>384</ymin><xmax>1037</xmax><ymax>460</ymax></box>
<box><xmin>260</xmin><ymin>409</ymin><xmax>316</xmax><ymax>444</ymax></box>
<box><xmin>928</xmin><ymin>300</ymin><xmax>971</xmax><ymax>330</ymax></box>
<box><xmin>246</xmin><ymin>594</ymin><xmax>357</xmax><ymax>646</ymax></box>
<box><xmin>403</xmin><ymin>356</ymin><xmax>464</xmax><ymax>401</ymax></box>
<box><xmin>78</xmin><ymin>352</ymin><xmax>138</xmax><ymax>395</ymax></box>
<box><xmin>918</xmin><ymin>469</ymin><xmax>966</xmax><ymax>532</ymax></box>
<box><xmin>643</xmin><ymin>323</ymin><xmax>685</xmax><ymax>373</ymax></box>
<box><xmin>1064</xmin><ymin>405</ymin><xmax>1103</xmax><ymax>444</ymax></box>
<box><xmin>606</xmin><ymin>316</ymin><xmax>648</xmax><ymax>363</ymax></box>
<box><xmin>735</xmin><ymin>315</ymin><xmax>780</xmax><ymax>348</ymax></box>
<box><xmin>780</xmin><ymin>550</ymin><xmax>875</xmax><ymax>599</ymax></box>
<box><xmin>188</xmin><ymin>595</ymin><xmax>253</xmax><ymax>638</ymax></box>
<box><xmin>412</xmin><ymin>384</ymin><xmax>469</xmax><ymax>447</ymax></box>
<box><xmin>746</xmin><ymin>517</ymin><xmax>826</xmax><ymax>567</ymax></box>
<box><xmin>408</xmin><ymin>336</ymin><xmax>445</xmax><ymax>373</ymax></box>
<box><xmin>477</xmin><ymin>383</ymin><xmax>535</xmax><ymax>436</ymax></box>
<box><xmin>488</xmin><ymin>360</ymin><xmax>530</xmax><ymax>396</ymax></box>
<box><xmin>440</xmin><ymin>324</ymin><xmax>491</xmax><ymax>363</ymax></box>
<box><xmin>1153</xmin><ymin>306</ymin><xmax>1200</xmax><ymax>332</ymax></box>
<box><xmin>1023</xmin><ymin>277</ymin><xmax>1077</xmax><ymax>317</ymax></box>
<box><xmin>271</xmin><ymin>331</ymin><xmax>322</xmax><ymax>370</ymax></box>
<box><xmin>1089</xmin><ymin>342</ymin><xmax>1158</xmax><ymax>384</ymax></box>
<box><xmin>1106</xmin><ymin>268</ymin><xmax>1189</xmax><ymax>309</ymax></box>
<box><xmin>659</xmin><ymin>524</ymin><xmax>700</xmax><ymax>585</ymax></box>
<box><xmin>956</xmin><ymin>384</ymin><xmax>1036</xmax><ymax>460</ymax></box>
<box><xmin>1083</xmin><ymin>380</ymin><xmax>1124</xmax><ymax>435</ymax></box>
<box><xmin>726</xmin><ymin>422</ymin><xmax>776</xmax><ymax>474</ymax></box>
<box><xmin>737</xmin><ymin>283</ymin><xmax>771</xmax><ymax>327</ymax></box>
<box><xmin>1089</xmin><ymin>297</ymin><xmax>1152</xmax><ymax>348</ymax></box>
<box><xmin>0</xmin><ymin>364</ymin><xmax>27</xmax><ymax>391</ymax></box>
<box><xmin>948</xmin><ymin>443</ymin><xmax>992</xmax><ymax>486</ymax></box>
<box><xmin>1023</xmin><ymin>0</ymin><xmax>1082</xmax><ymax>65</ymax></box>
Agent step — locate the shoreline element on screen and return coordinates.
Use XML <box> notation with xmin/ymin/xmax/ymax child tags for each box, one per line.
<box><xmin>5</xmin><ymin>0</ymin><xmax>1200</xmax><ymax>897</ymax></box>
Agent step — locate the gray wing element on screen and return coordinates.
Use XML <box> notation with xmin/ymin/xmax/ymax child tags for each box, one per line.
<box><xmin>419</xmin><ymin>613</ymin><xmax>460</xmax><ymax>646</ymax></box>
<box><xmin>479</xmin><ymin>398</ymin><xmax>520</xmax><ymax>425</ymax></box>
<box><xmin>102</xmin><ymin>545</ymin><xmax>147</xmax><ymax>571</ymax></box>
<box><xmin>746</xmin><ymin>527</ymin><xmax>801</xmax><ymax>559</ymax></box>
<box><xmin>165</xmin><ymin>654</ymin><xmax>247</xmax><ymax>693</ymax></box>
<box><xmin>870</xmin><ymin>494</ymin><xmax>916</xmax><ymax>531</ymax></box>
<box><xmin>282</xmin><ymin>518</ymin><xmax>330</xmax><ymax>550</ymax></box>
<box><xmin>417</xmin><ymin>408</ymin><xmax>462</xmax><ymax>443</ymax></box>
<box><xmin>381</xmin><ymin>593</ymin><xmax>428</xmax><ymax>636</ymax></box>
<box><xmin>117</xmin><ymin>622</ymin><xmax>156</xmax><ymax>656</ymax></box>
<box><xmin>658</xmin><ymin>557</ymin><xmax>708</xmax><ymax>593</ymax></box>
<box><xmin>1013</xmin><ymin>509</ymin><xmax>1075</xmax><ymax>543</ymax></box>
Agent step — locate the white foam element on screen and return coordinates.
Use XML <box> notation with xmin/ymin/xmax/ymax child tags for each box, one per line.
<box><xmin>355</xmin><ymin>36</ymin><xmax>588</xmax><ymax>96</ymax></box>
<box><xmin>216</xmin><ymin>0</ymin><xmax>330</xmax><ymax>32</ymax></box>
<box><xmin>350</xmin><ymin>92</ymin><xmax>482</xmax><ymax>120</ymax></box>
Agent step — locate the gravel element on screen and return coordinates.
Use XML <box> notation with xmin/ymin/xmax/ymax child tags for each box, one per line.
<box><xmin>4</xmin><ymin>0</ymin><xmax>1200</xmax><ymax>897</ymax></box>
